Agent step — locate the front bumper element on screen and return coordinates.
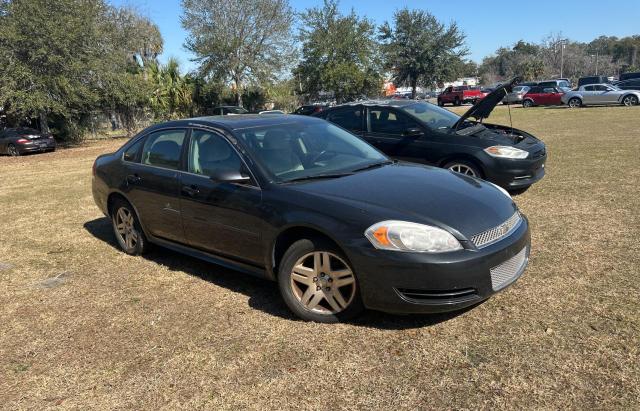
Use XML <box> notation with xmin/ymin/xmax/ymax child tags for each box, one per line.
<box><xmin>346</xmin><ymin>216</ymin><xmax>531</xmax><ymax>314</ymax></box>
<box><xmin>482</xmin><ymin>154</ymin><xmax>547</xmax><ymax>189</ymax></box>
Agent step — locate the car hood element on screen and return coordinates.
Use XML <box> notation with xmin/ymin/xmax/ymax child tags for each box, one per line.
<box><xmin>287</xmin><ymin>163</ymin><xmax>518</xmax><ymax>239</ymax></box>
<box><xmin>453</xmin><ymin>77</ymin><xmax>521</xmax><ymax>130</ymax></box>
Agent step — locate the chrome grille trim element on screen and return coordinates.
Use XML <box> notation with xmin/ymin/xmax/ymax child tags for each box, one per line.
<box><xmin>490</xmin><ymin>247</ymin><xmax>528</xmax><ymax>291</ymax></box>
<box><xmin>471</xmin><ymin>212</ymin><xmax>521</xmax><ymax>248</ymax></box>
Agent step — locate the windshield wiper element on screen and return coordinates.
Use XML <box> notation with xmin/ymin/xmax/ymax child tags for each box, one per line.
<box><xmin>284</xmin><ymin>172</ymin><xmax>354</xmax><ymax>183</ymax></box>
<box><xmin>350</xmin><ymin>160</ymin><xmax>395</xmax><ymax>173</ymax></box>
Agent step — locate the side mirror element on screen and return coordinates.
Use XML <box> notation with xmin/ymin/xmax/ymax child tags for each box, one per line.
<box><xmin>403</xmin><ymin>127</ymin><xmax>424</xmax><ymax>138</ymax></box>
<box><xmin>210</xmin><ymin>169</ymin><xmax>251</xmax><ymax>184</ymax></box>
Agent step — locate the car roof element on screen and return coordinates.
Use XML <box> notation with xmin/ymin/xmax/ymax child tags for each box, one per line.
<box><xmin>329</xmin><ymin>99</ymin><xmax>419</xmax><ymax>108</ymax></box>
<box><xmin>148</xmin><ymin>114</ymin><xmax>325</xmax><ymax>132</ymax></box>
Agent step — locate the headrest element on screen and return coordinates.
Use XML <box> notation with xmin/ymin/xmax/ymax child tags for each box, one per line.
<box><xmin>263</xmin><ymin>130</ymin><xmax>291</xmax><ymax>150</ymax></box>
<box><xmin>148</xmin><ymin>140</ymin><xmax>180</xmax><ymax>167</ymax></box>
<box><xmin>200</xmin><ymin>137</ymin><xmax>232</xmax><ymax>162</ymax></box>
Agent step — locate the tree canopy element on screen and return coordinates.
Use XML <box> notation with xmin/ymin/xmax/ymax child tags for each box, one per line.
<box><xmin>379</xmin><ymin>8</ymin><xmax>467</xmax><ymax>98</ymax></box>
<box><xmin>181</xmin><ymin>0</ymin><xmax>295</xmax><ymax>106</ymax></box>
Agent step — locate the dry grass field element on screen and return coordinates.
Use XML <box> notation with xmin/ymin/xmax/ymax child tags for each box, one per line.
<box><xmin>1</xmin><ymin>105</ymin><xmax>639</xmax><ymax>409</ymax></box>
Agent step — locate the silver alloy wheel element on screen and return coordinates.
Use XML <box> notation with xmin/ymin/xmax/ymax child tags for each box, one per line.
<box><xmin>568</xmin><ymin>98</ymin><xmax>581</xmax><ymax>108</ymax></box>
<box><xmin>114</xmin><ymin>206</ymin><xmax>138</xmax><ymax>249</ymax></box>
<box><xmin>290</xmin><ymin>251</ymin><xmax>356</xmax><ymax>314</ymax></box>
<box><xmin>448</xmin><ymin>163</ymin><xmax>477</xmax><ymax>177</ymax></box>
<box><xmin>8</xmin><ymin>144</ymin><xmax>18</xmax><ymax>156</ymax></box>
<box><xmin>623</xmin><ymin>95</ymin><xmax>638</xmax><ymax>106</ymax></box>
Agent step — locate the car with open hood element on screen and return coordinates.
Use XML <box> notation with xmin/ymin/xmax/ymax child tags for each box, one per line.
<box><xmin>315</xmin><ymin>78</ymin><xmax>547</xmax><ymax>192</ymax></box>
<box><xmin>92</xmin><ymin>114</ymin><xmax>531</xmax><ymax>323</ymax></box>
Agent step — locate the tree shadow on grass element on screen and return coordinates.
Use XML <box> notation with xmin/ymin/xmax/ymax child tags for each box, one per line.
<box><xmin>84</xmin><ymin>217</ymin><xmax>473</xmax><ymax>330</ymax></box>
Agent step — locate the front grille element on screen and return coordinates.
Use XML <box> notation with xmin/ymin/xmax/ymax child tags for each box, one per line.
<box><xmin>490</xmin><ymin>247</ymin><xmax>528</xmax><ymax>291</ymax></box>
<box><xmin>396</xmin><ymin>287</ymin><xmax>478</xmax><ymax>304</ymax></box>
<box><xmin>471</xmin><ymin>212</ymin><xmax>521</xmax><ymax>248</ymax></box>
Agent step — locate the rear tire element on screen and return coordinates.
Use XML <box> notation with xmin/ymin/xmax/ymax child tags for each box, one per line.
<box><xmin>454</xmin><ymin>97</ymin><xmax>461</xmax><ymax>106</ymax></box>
<box><xmin>278</xmin><ymin>238</ymin><xmax>364</xmax><ymax>323</ymax></box>
<box><xmin>444</xmin><ymin>160</ymin><xmax>482</xmax><ymax>178</ymax></box>
<box><xmin>508</xmin><ymin>186</ymin><xmax>530</xmax><ymax>195</ymax></box>
<box><xmin>437</xmin><ymin>99</ymin><xmax>444</xmax><ymax>107</ymax></box>
<box><xmin>7</xmin><ymin>144</ymin><xmax>19</xmax><ymax>156</ymax></box>
<box><xmin>110</xmin><ymin>198</ymin><xmax>150</xmax><ymax>255</ymax></box>
<box><xmin>568</xmin><ymin>97</ymin><xmax>582</xmax><ymax>108</ymax></box>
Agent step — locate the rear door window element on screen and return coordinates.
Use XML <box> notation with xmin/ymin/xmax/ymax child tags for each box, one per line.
<box><xmin>326</xmin><ymin>107</ymin><xmax>364</xmax><ymax>133</ymax></box>
<box><xmin>141</xmin><ymin>129</ymin><xmax>186</xmax><ymax>170</ymax></box>
<box><xmin>369</xmin><ymin>108</ymin><xmax>418</xmax><ymax>136</ymax></box>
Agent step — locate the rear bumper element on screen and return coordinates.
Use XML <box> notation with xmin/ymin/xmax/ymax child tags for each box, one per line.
<box><xmin>17</xmin><ymin>141</ymin><xmax>56</xmax><ymax>153</ymax></box>
<box><xmin>345</xmin><ymin>216</ymin><xmax>531</xmax><ymax>314</ymax></box>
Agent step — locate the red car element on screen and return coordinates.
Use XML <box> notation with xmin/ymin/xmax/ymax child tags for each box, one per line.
<box><xmin>437</xmin><ymin>85</ymin><xmax>484</xmax><ymax>106</ymax></box>
<box><xmin>522</xmin><ymin>86</ymin><xmax>564</xmax><ymax>107</ymax></box>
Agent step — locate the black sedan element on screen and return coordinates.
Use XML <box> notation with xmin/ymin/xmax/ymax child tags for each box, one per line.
<box><xmin>92</xmin><ymin>114</ymin><xmax>531</xmax><ymax>322</ymax></box>
<box><xmin>0</xmin><ymin>127</ymin><xmax>56</xmax><ymax>156</ymax></box>
<box><xmin>314</xmin><ymin>79</ymin><xmax>546</xmax><ymax>192</ymax></box>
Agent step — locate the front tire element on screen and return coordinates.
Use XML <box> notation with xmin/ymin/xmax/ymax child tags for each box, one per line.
<box><xmin>522</xmin><ymin>99</ymin><xmax>534</xmax><ymax>108</ymax></box>
<box><xmin>111</xmin><ymin>198</ymin><xmax>150</xmax><ymax>255</ymax></box>
<box><xmin>568</xmin><ymin>97</ymin><xmax>582</xmax><ymax>108</ymax></box>
<box><xmin>278</xmin><ymin>238</ymin><xmax>364</xmax><ymax>323</ymax></box>
<box><xmin>622</xmin><ymin>95</ymin><xmax>638</xmax><ymax>106</ymax></box>
<box><xmin>444</xmin><ymin>160</ymin><xmax>482</xmax><ymax>178</ymax></box>
<box><xmin>454</xmin><ymin>97</ymin><xmax>461</xmax><ymax>106</ymax></box>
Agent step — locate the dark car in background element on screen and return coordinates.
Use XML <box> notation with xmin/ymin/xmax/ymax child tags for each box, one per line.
<box><xmin>618</xmin><ymin>72</ymin><xmax>640</xmax><ymax>82</ymax></box>
<box><xmin>294</xmin><ymin>104</ymin><xmax>329</xmax><ymax>115</ymax></box>
<box><xmin>522</xmin><ymin>86</ymin><xmax>565</xmax><ymax>107</ymax></box>
<box><xmin>210</xmin><ymin>106</ymin><xmax>249</xmax><ymax>115</ymax></box>
<box><xmin>92</xmin><ymin>114</ymin><xmax>531</xmax><ymax>322</ymax></box>
<box><xmin>0</xmin><ymin>127</ymin><xmax>56</xmax><ymax>156</ymax></box>
<box><xmin>613</xmin><ymin>78</ymin><xmax>640</xmax><ymax>90</ymax></box>
<box><xmin>578</xmin><ymin>76</ymin><xmax>610</xmax><ymax>87</ymax></box>
<box><xmin>315</xmin><ymin>79</ymin><xmax>546</xmax><ymax>192</ymax></box>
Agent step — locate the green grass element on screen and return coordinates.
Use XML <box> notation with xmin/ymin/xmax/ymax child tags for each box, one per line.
<box><xmin>0</xmin><ymin>105</ymin><xmax>639</xmax><ymax>409</ymax></box>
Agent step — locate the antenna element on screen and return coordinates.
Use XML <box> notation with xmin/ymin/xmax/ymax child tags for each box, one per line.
<box><xmin>507</xmin><ymin>86</ymin><xmax>514</xmax><ymax>135</ymax></box>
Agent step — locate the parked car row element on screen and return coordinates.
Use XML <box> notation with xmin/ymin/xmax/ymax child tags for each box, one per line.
<box><xmin>92</xmin><ymin>78</ymin><xmax>536</xmax><ymax>322</ymax></box>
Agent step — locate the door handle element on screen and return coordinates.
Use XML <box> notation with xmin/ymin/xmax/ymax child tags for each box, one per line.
<box><xmin>126</xmin><ymin>174</ymin><xmax>141</xmax><ymax>184</ymax></box>
<box><xmin>181</xmin><ymin>185</ymin><xmax>200</xmax><ymax>197</ymax></box>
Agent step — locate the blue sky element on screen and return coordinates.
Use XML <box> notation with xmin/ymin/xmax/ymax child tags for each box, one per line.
<box><xmin>110</xmin><ymin>0</ymin><xmax>640</xmax><ymax>73</ymax></box>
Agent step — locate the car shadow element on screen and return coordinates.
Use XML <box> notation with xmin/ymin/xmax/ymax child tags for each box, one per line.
<box><xmin>84</xmin><ymin>217</ymin><xmax>473</xmax><ymax>329</ymax></box>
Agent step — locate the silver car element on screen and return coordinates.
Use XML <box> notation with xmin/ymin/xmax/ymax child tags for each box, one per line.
<box><xmin>502</xmin><ymin>86</ymin><xmax>530</xmax><ymax>104</ymax></box>
<box><xmin>561</xmin><ymin>84</ymin><xmax>640</xmax><ymax>107</ymax></box>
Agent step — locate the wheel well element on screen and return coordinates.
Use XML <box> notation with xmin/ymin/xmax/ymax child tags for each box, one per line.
<box><xmin>621</xmin><ymin>93</ymin><xmax>638</xmax><ymax>101</ymax></box>
<box><xmin>569</xmin><ymin>96</ymin><xmax>582</xmax><ymax>102</ymax></box>
<box><xmin>107</xmin><ymin>192</ymin><xmax>130</xmax><ymax>216</ymax></box>
<box><xmin>271</xmin><ymin>226</ymin><xmax>343</xmax><ymax>278</ymax></box>
<box><xmin>439</xmin><ymin>155</ymin><xmax>485</xmax><ymax>178</ymax></box>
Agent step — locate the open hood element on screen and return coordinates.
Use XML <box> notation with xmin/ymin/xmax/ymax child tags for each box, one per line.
<box><xmin>453</xmin><ymin>77</ymin><xmax>521</xmax><ymax>130</ymax></box>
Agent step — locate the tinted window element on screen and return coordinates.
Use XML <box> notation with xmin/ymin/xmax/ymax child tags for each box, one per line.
<box><xmin>326</xmin><ymin>107</ymin><xmax>363</xmax><ymax>132</ymax></box>
<box><xmin>188</xmin><ymin>130</ymin><xmax>243</xmax><ymax>177</ymax></box>
<box><xmin>369</xmin><ymin>108</ymin><xmax>418</xmax><ymax>135</ymax></box>
<box><xmin>542</xmin><ymin>88</ymin><xmax>556</xmax><ymax>93</ymax></box>
<box><xmin>593</xmin><ymin>85</ymin><xmax>608</xmax><ymax>91</ymax></box>
<box><xmin>528</xmin><ymin>87</ymin><xmax>543</xmax><ymax>93</ymax></box>
<box><xmin>123</xmin><ymin>138</ymin><xmax>144</xmax><ymax>162</ymax></box>
<box><xmin>141</xmin><ymin>129</ymin><xmax>186</xmax><ymax>170</ymax></box>
<box><xmin>583</xmin><ymin>86</ymin><xmax>594</xmax><ymax>91</ymax></box>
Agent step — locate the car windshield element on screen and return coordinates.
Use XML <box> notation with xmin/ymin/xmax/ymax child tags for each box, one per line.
<box><xmin>228</xmin><ymin>107</ymin><xmax>249</xmax><ymax>114</ymax></box>
<box><xmin>399</xmin><ymin>102</ymin><xmax>461</xmax><ymax>130</ymax></box>
<box><xmin>513</xmin><ymin>86</ymin><xmax>528</xmax><ymax>93</ymax></box>
<box><xmin>607</xmin><ymin>85</ymin><xmax>621</xmax><ymax>91</ymax></box>
<box><xmin>235</xmin><ymin>121</ymin><xmax>389</xmax><ymax>183</ymax></box>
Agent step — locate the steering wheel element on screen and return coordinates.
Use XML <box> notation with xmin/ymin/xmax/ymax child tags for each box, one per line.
<box><xmin>309</xmin><ymin>150</ymin><xmax>337</xmax><ymax>164</ymax></box>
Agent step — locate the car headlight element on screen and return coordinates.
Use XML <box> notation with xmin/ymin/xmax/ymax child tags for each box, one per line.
<box><xmin>365</xmin><ymin>221</ymin><xmax>462</xmax><ymax>253</ymax></box>
<box><xmin>484</xmin><ymin>145</ymin><xmax>529</xmax><ymax>159</ymax></box>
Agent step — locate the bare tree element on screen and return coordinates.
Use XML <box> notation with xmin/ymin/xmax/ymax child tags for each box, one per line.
<box><xmin>182</xmin><ymin>0</ymin><xmax>295</xmax><ymax>107</ymax></box>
